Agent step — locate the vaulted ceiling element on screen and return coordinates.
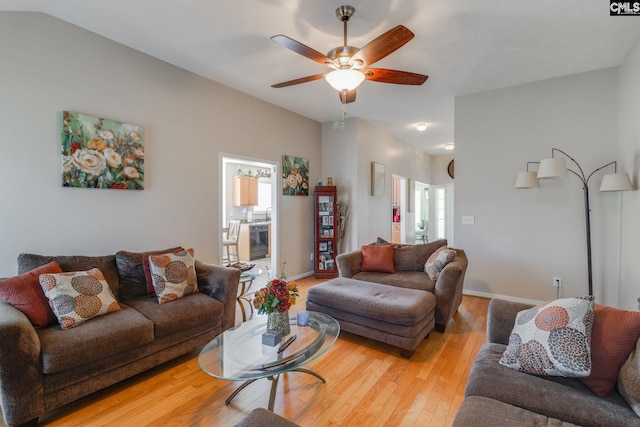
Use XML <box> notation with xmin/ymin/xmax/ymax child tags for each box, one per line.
<box><xmin>2</xmin><ymin>0</ymin><xmax>639</xmax><ymax>154</ymax></box>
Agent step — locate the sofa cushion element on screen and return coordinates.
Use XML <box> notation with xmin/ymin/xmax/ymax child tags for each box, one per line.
<box><xmin>306</xmin><ymin>277</ymin><xmax>434</xmax><ymax>328</ymax></box>
<box><xmin>233</xmin><ymin>408</ymin><xmax>300</xmax><ymax>427</ymax></box>
<box><xmin>581</xmin><ymin>304</ymin><xmax>640</xmax><ymax>396</ymax></box>
<box><xmin>424</xmin><ymin>245</ymin><xmax>456</xmax><ymax>280</ymax></box>
<box><xmin>39</xmin><ymin>268</ymin><xmax>121</xmax><ymax>330</ymax></box>
<box><xmin>618</xmin><ymin>338</ymin><xmax>640</xmax><ymax>417</ymax></box>
<box><xmin>0</xmin><ymin>261</ymin><xmax>60</xmax><ymax>328</ymax></box>
<box><xmin>466</xmin><ymin>343</ymin><xmax>639</xmax><ymax>426</ymax></box>
<box><xmin>123</xmin><ymin>292</ymin><xmax>223</xmax><ymax>338</ymax></box>
<box><xmin>18</xmin><ymin>253</ymin><xmax>120</xmax><ymax>301</ymax></box>
<box><xmin>453</xmin><ymin>396</ymin><xmax>579</xmax><ymax>427</ymax></box>
<box><xmin>361</xmin><ymin>245</ymin><xmax>395</xmax><ymax>273</ymax></box>
<box><xmin>115</xmin><ymin>247</ymin><xmax>182</xmax><ymax>300</ymax></box>
<box><xmin>392</xmin><ymin>239</ymin><xmax>447</xmax><ymax>271</ymax></box>
<box><xmin>352</xmin><ymin>271</ymin><xmax>435</xmax><ymax>292</ymax></box>
<box><xmin>499</xmin><ymin>297</ymin><xmax>594</xmax><ymax>377</ymax></box>
<box><xmin>37</xmin><ymin>303</ymin><xmax>154</xmax><ymax>374</ymax></box>
<box><xmin>148</xmin><ymin>248</ymin><xmax>198</xmax><ymax>304</ymax></box>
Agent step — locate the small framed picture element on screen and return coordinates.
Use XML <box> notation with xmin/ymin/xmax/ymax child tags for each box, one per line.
<box><xmin>371</xmin><ymin>162</ymin><xmax>385</xmax><ymax>196</ymax></box>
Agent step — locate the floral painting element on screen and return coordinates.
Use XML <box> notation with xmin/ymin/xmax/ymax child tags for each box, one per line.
<box><xmin>61</xmin><ymin>111</ymin><xmax>144</xmax><ymax>190</ymax></box>
<box><xmin>282</xmin><ymin>155</ymin><xmax>309</xmax><ymax>196</ymax></box>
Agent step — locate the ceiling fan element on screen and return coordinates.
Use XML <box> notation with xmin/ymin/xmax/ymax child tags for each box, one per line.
<box><xmin>271</xmin><ymin>5</ymin><xmax>428</xmax><ymax>105</ymax></box>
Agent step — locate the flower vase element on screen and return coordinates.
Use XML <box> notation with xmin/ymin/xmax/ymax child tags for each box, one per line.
<box><xmin>267</xmin><ymin>311</ymin><xmax>290</xmax><ymax>336</ymax></box>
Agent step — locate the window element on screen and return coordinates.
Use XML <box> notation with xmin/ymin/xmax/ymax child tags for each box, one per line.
<box><xmin>256</xmin><ymin>182</ymin><xmax>271</xmax><ymax>212</ymax></box>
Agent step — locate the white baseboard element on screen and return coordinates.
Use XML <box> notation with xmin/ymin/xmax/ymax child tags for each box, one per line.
<box><xmin>463</xmin><ymin>289</ymin><xmax>544</xmax><ymax>306</ymax></box>
<box><xmin>293</xmin><ymin>271</ymin><xmax>315</xmax><ymax>281</ymax></box>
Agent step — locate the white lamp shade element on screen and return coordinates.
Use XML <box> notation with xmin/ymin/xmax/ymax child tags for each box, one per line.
<box><xmin>599</xmin><ymin>173</ymin><xmax>633</xmax><ymax>191</ymax></box>
<box><xmin>515</xmin><ymin>171</ymin><xmax>540</xmax><ymax>189</ymax></box>
<box><xmin>537</xmin><ymin>157</ymin><xmax>568</xmax><ymax>179</ymax></box>
<box><xmin>325</xmin><ymin>69</ymin><xmax>365</xmax><ymax>91</ymax></box>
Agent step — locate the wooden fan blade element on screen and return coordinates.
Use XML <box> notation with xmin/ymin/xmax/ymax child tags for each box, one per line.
<box><xmin>362</xmin><ymin>68</ymin><xmax>428</xmax><ymax>85</ymax></box>
<box><xmin>351</xmin><ymin>25</ymin><xmax>414</xmax><ymax>67</ymax></box>
<box><xmin>271</xmin><ymin>35</ymin><xmax>337</xmax><ymax>68</ymax></box>
<box><xmin>271</xmin><ymin>73</ymin><xmax>327</xmax><ymax>88</ymax></box>
<box><xmin>339</xmin><ymin>90</ymin><xmax>356</xmax><ymax>104</ymax></box>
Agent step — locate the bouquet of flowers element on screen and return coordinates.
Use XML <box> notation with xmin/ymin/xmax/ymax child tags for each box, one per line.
<box><xmin>253</xmin><ymin>263</ymin><xmax>299</xmax><ymax>314</ymax></box>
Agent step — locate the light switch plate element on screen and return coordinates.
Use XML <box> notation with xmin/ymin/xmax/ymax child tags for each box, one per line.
<box><xmin>461</xmin><ymin>215</ymin><xmax>475</xmax><ymax>225</ymax></box>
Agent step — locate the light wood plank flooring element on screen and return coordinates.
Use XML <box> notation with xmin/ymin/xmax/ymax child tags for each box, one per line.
<box><xmin>9</xmin><ymin>277</ymin><xmax>489</xmax><ymax>427</ymax></box>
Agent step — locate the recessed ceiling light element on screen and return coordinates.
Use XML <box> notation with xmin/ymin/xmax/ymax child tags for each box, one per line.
<box><xmin>444</xmin><ymin>143</ymin><xmax>455</xmax><ymax>150</ymax></box>
<box><xmin>416</xmin><ymin>123</ymin><xmax>427</xmax><ymax>131</ymax></box>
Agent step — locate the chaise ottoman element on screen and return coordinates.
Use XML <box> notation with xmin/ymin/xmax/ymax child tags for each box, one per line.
<box><xmin>306</xmin><ymin>277</ymin><xmax>435</xmax><ymax>358</ymax></box>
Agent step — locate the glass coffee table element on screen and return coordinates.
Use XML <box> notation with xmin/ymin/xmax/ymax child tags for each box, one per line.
<box><xmin>237</xmin><ymin>268</ymin><xmax>263</xmax><ymax>322</ymax></box>
<box><xmin>198</xmin><ymin>311</ymin><xmax>339</xmax><ymax>411</ymax></box>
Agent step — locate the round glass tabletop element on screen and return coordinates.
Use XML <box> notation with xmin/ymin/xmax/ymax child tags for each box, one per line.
<box><xmin>198</xmin><ymin>311</ymin><xmax>340</xmax><ymax>381</ymax></box>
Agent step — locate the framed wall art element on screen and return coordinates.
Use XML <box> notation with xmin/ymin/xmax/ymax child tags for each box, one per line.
<box><xmin>61</xmin><ymin>111</ymin><xmax>144</xmax><ymax>190</ymax></box>
<box><xmin>282</xmin><ymin>155</ymin><xmax>309</xmax><ymax>196</ymax></box>
<box><xmin>371</xmin><ymin>161</ymin><xmax>385</xmax><ymax>196</ymax></box>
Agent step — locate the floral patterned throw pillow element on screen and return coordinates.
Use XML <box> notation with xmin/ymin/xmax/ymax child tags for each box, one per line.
<box><xmin>424</xmin><ymin>245</ymin><xmax>456</xmax><ymax>280</ymax></box>
<box><xmin>499</xmin><ymin>296</ymin><xmax>594</xmax><ymax>377</ymax></box>
<box><xmin>148</xmin><ymin>248</ymin><xmax>198</xmax><ymax>304</ymax></box>
<box><xmin>39</xmin><ymin>268</ymin><xmax>121</xmax><ymax>330</ymax></box>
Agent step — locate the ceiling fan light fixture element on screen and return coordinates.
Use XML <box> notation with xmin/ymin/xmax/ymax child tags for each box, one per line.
<box><xmin>325</xmin><ymin>69</ymin><xmax>365</xmax><ymax>92</ymax></box>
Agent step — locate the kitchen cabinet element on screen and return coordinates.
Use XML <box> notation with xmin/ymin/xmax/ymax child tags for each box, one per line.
<box><xmin>314</xmin><ymin>186</ymin><xmax>338</xmax><ymax>279</ymax></box>
<box><xmin>392</xmin><ymin>223</ymin><xmax>401</xmax><ymax>244</ymax></box>
<box><xmin>232</xmin><ymin>176</ymin><xmax>258</xmax><ymax>206</ymax></box>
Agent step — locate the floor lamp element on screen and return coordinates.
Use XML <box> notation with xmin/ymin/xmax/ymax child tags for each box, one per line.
<box><xmin>515</xmin><ymin>148</ymin><xmax>633</xmax><ymax>296</ymax></box>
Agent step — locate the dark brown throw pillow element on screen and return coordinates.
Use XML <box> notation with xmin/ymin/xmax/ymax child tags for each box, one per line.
<box><xmin>115</xmin><ymin>247</ymin><xmax>182</xmax><ymax>300</ymax></box>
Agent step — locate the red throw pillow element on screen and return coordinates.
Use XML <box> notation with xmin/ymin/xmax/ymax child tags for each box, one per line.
<box><xmin>0</xmin><ymin>261</ymin><xmax>61</xmax><ymax>328</ymax></box>
<box><xmin>580</xmin><ymin>304</ymin><xmax>640</xmax><ymax>396</ymax></box>
<box><xmin>361</xmin><ymin>245</ymin><xmax>395</xmax><ymax>273</ymax></box>
<box><xmin>143</xmin><ymin>247</ymin><xmax>185</xmax><ymax>297</ymax></box>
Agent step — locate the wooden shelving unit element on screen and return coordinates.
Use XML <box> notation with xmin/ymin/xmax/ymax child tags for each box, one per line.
<box><xmin>314</xmin><ymin>185</ymin><xmax>338</xmax><ymax>279</ymax></box>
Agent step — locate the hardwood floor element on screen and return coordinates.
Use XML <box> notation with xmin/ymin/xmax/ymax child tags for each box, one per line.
<box><xmin>13</xmin><ymin>277</ymin><xmax>489</xmax><ymax>427</ymax></box>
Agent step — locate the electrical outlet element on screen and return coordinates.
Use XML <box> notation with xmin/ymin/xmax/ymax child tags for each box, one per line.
<box><xmin>553</xmin><ymin>277</ymin><xmax>562</xmax><ymax>288</ymax></box>
<box><xmin>310</xmin><ymin>253</ymin><xmax>314</xmax><ymax>261</ymax></box>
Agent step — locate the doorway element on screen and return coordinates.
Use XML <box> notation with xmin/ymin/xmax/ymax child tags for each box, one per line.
<box><xmin>429</xmin><ymin>183</ymin><xmax>454</xmax><ymax>245</ymax></box>
<box><xmin>220</xmin><ymin>155</ymin><xmax>278</xmax><ymax>279</ymax></box>
<box><xmin>414</xmin><ymin>181</ymin><xmax>429</xmax><ymax>244</ymax></box>
<box><xmin>391</xmin><ymin>175</ymin><xmax>407</xmax><ymax>244</ymax></box>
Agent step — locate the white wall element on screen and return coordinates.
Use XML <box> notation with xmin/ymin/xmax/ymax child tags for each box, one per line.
<box><xmin>619</xmin><ymin>36</ymin><xmax>640</xmax><ymax>311</ymax></box>
<box><xmin>0</xmin><ymin>12</ymin><xmax>321</xmax><ymax>278</ymax></box>
<box><xmin>321</xmin><ymin>119</ymin><xmax>359</xmax><ymax>253</ymax></box>
<box><xmin>455</xmin><ymin>68</ymin><xmax>621</xmax><ymax>304</ymax></box>
<box><xmin>322</xmin><ymin>118</ymin><xmax>432</xmax><ymax>252</ymax></box>
<box><xmin>432</xmin><ymin>154</ymin><xmax>454</xmax><ymax>185</ymax></box>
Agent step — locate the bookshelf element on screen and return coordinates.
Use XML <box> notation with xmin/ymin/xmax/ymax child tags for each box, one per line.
<box><xmin>314</xmin><ymin>186</ymin><xmax>338</xmax><ymax>278</ymax></box>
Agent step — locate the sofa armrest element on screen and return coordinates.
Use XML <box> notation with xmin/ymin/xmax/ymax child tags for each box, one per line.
<box><xmin>0</xmin><ymin>301</ymin><xmax>44</xmax><ymax>426</ymax></box>
<box><xmin>486</xmin><ymin>298</ymin><xmax>535</xmax><ymax>345</ymax></box>
<box><xmin>336</xmin><ymin>250</ymin><xmax>363</xmax><ymax>278</ymax></box>
<box><xmin>195</xmin><ymin>260</ymin><xmax>240</xmax><ymax>331</ymax></box>
<box><xmin>432</xmin><ymin>249</ymin><xmax>468</xmax><ymax>328</ymax></box>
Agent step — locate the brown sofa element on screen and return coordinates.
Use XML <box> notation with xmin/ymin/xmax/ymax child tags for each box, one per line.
<box><xmin>0</xmin><ymin>250</ymin><xmax>240</xmax><ymax>427</ymax></box>
<box><xmin>454</xmin><ymin>299</ymin><xmax>640</xmax><ymax>426</ymax></box>
<box><xmin>335</xmin><ymin>239</ymin><xmax>468</xmax><ymax>332</ymax></box>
